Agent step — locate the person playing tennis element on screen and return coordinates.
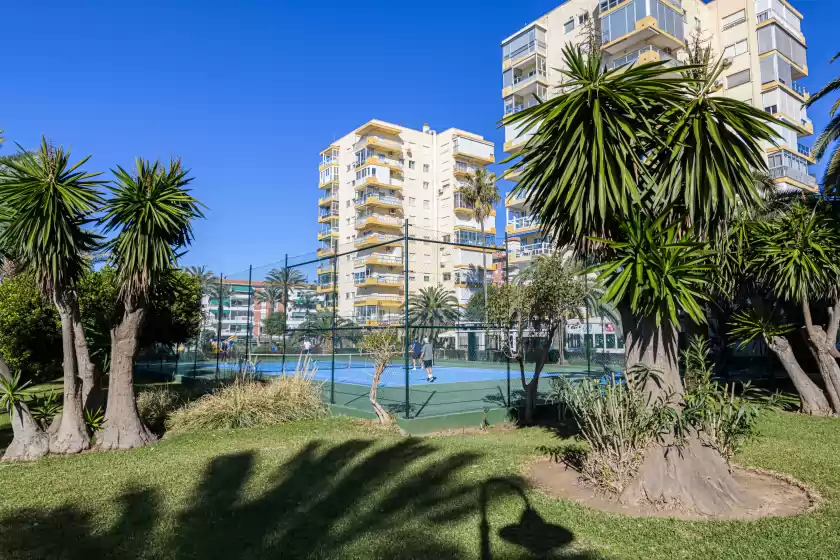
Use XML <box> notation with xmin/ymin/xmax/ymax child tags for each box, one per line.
<box><xmin>420</xmin><ymin>337</ymin><xmax>435</xmax><ymax>383</ymax></box>
<box><xmin>412</xmin><ymin>339</ymin><xmax>422</xmax><ymax>370</ymax></box>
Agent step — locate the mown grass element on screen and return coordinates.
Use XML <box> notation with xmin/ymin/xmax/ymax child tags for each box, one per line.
<box><xmin>1</xmin><ymin>413</ymin><xmax>839</xmax><ymax>559</ymax></box>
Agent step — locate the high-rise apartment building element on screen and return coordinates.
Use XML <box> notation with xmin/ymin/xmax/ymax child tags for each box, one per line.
<box><xmin>502</xmin><ymin>0</ymin><xmax>815</xmax><ymax>272</ymax></box>
<box><xmin>317</xmin><ymin>119</ymin><xmax>496</xmax><ymax>325</ymax></box>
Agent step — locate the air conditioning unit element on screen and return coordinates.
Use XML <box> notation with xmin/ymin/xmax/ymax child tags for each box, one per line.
<box><xmin>438</xmin><ymin>189</ymin><xmax>444</xmax><ymax>195</ymax></box>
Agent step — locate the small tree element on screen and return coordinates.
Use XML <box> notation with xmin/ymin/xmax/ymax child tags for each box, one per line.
<box><xmin>489</xmin><ymin>252</ymin><xmax>585</xmax><ymax>424</ymax></box>
<box><xmin>360</xmin><ymin>329</ymin><xmax>401</xmax><ymax>424</ymax></box>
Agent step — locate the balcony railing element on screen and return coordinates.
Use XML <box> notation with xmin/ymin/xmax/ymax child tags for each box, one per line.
<box><xmin>356</xmin><ymin>154</ymin><xmax>404</xmax><ymax>169</ymax></box>
<box><xmin>354</xmin><ymin>294</ymin><xmax>402</xmax><ymax>303</ymax></box>
<box><xmin>792</xmin><ymin>81</ymin><xmax>809</xmax><ymax>98</ymax></box>
<box><xmin>354</xmin><ymin>233</ymin><xmax>400</xmax><ymax>247</ymax></box>
<box><xmin>354</xmin><ymin>273</ymin><xmax>403</xmax><ymax>286</ymax></box>
<box><xmin>355</xmin><ymin>193</ymin><xmax>402</xmax><ymax>206</ymax></box>
<box><xmin>508</xmin><ymin>216</ymin><xmax>539</xmax><ymax>230</ymax></box>
<box><xmin>454</xmin><ymin>161</ymin><xmax>479</xmax><ymax>175</ymax></box>
<box><xmin>504</xmin><ymin>96</ymin><xmax>540</xmax><ymax>115</ymax></box>
<box><xmin>769</xmin><ymin>166</ymin><xmax>817</xmax><ymax>188</ymax></box>
<box><xmin>756</xmin><ymin>9</ymin><xmax>804</xmax><ymax>42</ymax></box>
<box><xmin>356</xmin><ymin>214</ymin><xmax>402</xmax><ymax>227</ymax></box>
<box><xmin>797</xmin><ymin>143</ymin><xmax>812</xmax><ymax>158</ymax></box>
<box><xmin>354</xmin><ymin>254</ymin><xmax>403</xmax><ymax>266</ymax></box>
<box><xmin>511</xmin><ymin>69</ymin><xmax>547</xmax><ymax>89</ymax></box>
<box><xmin>356</xmin><ymin>136</ymin><xmax>403</xmax><ymax>152</ymax></box>
<box><xmin>515</xmin><ymin>242</ymin><xmax>553</xmax><ymax>258</ymax></box>
<box><xmin>318</xmin><ymin>191</ymin><xmax>337</xmax><ymax>203</ymax></box>
<box><xmin>503</xmin><ymin>39</ymin><xmax>547</xmax><ymax>64</ymax></box>
<box><xmin>607</xmin><ymin>45</ymin><xmax>672</xmax><ymax>70</ymax></box>
<box><xmin>454</xmin><ymin>193</ymin><xmax>475</xmax><ymax>211</ymax></box>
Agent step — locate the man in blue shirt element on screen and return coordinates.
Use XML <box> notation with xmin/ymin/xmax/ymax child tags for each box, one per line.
<box><xmin>412</xmin><ymin>339</ymin><xmax>422</xmax><ymax>370</ymax></box>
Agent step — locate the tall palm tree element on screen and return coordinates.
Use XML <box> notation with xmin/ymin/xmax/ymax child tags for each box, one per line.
<box><xmin>503</xmin><ymin>46</ymin><xmax>781</xmax><ymax>514</ymax></box>
<box><xmin>296</xmin><ymin>291</ymin><xmax>318</xmax><ymax>315</ymax></box>
<box><xmin>255</xmin><ymin>284</ymin><xmax>283</xmax><ymax>343</ymax></box>
<box><xmin>266</xmin><ymin>267</ymin><xmax>305</xmax><ymax>287</ymax></box>
<box><xmin>805</xmin><ymin>51</ymin><xmax>840</xmax><ymax>193</ymax></box>
<box><xmin>185</xmin><ymin>265</ymin><xmax>214</xmax><ymax>295</ymax></box>
<box><xmin>97</xmin><ymin>157</ymin><xmax>203</xmax><ymax>450</ymax></box>
<box><xmin>408</xmin><ymin>285</ymin><xmax>460</xmax><ymax>343</ymax></box>
<box><xmin>460</xmin><ymin>167</ymin><xmax>500</xmax><ymax>326</ymax></box>
<box><xmin>0</xmin><ymin>138</ymin><xmax>104</xmax><ymax>455</ymax></box>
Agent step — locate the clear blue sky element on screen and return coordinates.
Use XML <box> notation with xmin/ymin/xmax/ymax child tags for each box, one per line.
<box><xmin>1</xmin><ymin>0</ymin><xmax>835</xmax><ymax>275</ymax></box>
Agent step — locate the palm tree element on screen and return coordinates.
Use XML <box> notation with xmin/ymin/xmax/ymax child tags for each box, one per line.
<box><xmin>460</xmin><ymin>167</ymin><xmax>500</xmax><ymax>326</ymax></box>
<box><xmin>184</xmin><ymin>265</ymin><xmax>214</xmax><ymax>295</ymax></box>
<box><xmin>97</xmin><ymin>157</ymin><xmax>203</xmax><ymax>450</ymax></box>
<box><xmin>297</xmin><ymin>310</ymin><xmax>355</xmax><ymax>350</ymax></box>
<box><xmin>408</xmin><ymin>285</ymin><xmax>460</xmax><ymax>343</ymax></box>
<box><xmin>296</xmin><ymin>291</ymin><xmax>318</xmax><ymax>315</ymax></box>
<box><xmin>255</xmin><ymin>284</ymin><xmax>283</xmax><ymax>343</ymax></box>
<box><xmin>503</xmin><ymin>46</ymin><xmax>781</xmax><ymax>514</ymax></box>
<box><xmin>0</xmin><ymin>138</ymin><xmax>104</xmax><ymax>455</ymax></box>
<box><xmin>805</xmin><ymin>51</ymin><xmax>840</xmax><ymax>193</ymax></box>
<box><xmin>266</xmin><ymin>267</ymin><xmax>306</xmax><ymax>287</ymax></box>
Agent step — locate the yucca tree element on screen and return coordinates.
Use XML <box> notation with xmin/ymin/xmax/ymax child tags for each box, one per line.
<box><xmin>97</xmin><ymin>158</ymin><xmax>203</xmax><ymax>450</ymax></box>
<box><xmin>460</xmin><ymin>167</ymin><xmax>500</xmax><ymax>325</ymax></box>
<box><xmin>266</xmin><ymin>266</ymin><xmax>305</xmax><ymax>287</ymax></box>
<box><xmin>502</xmin><ymin>46</ymin><xmax>783</xmax><ymax>515</ymax></box>
<box><xmin>805</xmin><ymin>51</ymin><xmax>840</xmax><ymax>193</ymax></box>
<box><xmin>0</xmin><ymin>138</ymin><xmax>104</xmax><ymax>455</ymax></box>
<box><xmin>408</xmin><ymin>285</ymin><xmax>460</xmax><ymax>343</ymax></box>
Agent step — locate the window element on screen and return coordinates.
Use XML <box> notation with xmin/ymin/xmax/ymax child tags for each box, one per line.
<box><xmin>578</xmin><ymin>12</ymin><xmax>589</xmax><ymax>25</ymax></box>
<box><xmin>423</xmin><ymin>200</ymin><xmax>430</xmax><ymax>209</ymax></box>
<box><xmin>423</xmin><ymin>181</ymin><xmax>429</xmax><ymax>190</ymax></box>
<box><xmin>346</xmin><ymin>200</ymin><xmax>351</xmax><ymax>208</ymax></box>
<box><xmin>442</xmin><ymin>234</ymin><xmax>451</xmax><ymax>243</ymax></box>
<box><xmin>764</xmin><ymin>104</ymin><xmax>778</xmax><ymax>114</ymax></box>
<box><xmin>423</xmin><ymin>163</ymin><xmax>430</xmax><ymax>172</ymax></box>
<box><xmin>345</xmin><ymin>292</ymin><xmax>350</xmax><ymax>300</ymax></box>
<box><xmin>723</xmin><ymin>39</ymin><xmax>748</xmax><ymax>59</ymax></box>
<box><xmin>564</xmin><ymin>18</ymin><xmax>574</xmax><ymax>34</ymax></box>
<box><xmin>409</xmin><ymin>197</ymin><xmax>416</xmax><ymax>206</ymax></box>
<box><xmin>595</xmin><ymin>334</ymin><xmax>604</xmax><ymax>348</ymax></box>
<box><xmin>606</xmin><ymin>334</ymin><xmax>617</xmax><ymax>349</ymax></box>
<box><xmin>424</xmin><ymin>275</ymin><xmax>430</xmax><ymax>282</ymax></box>
<box><xmin>443</xmin><ymin>272</ymin><xmax>451</xmax><ymax>281</ymax></box>
<box><xmin>722</xmin><ymin>9</ymin><xmax>746</xmax><ymax>30</ymax></box>
<box><xmin>408</xmin><ymin>160</ymin><xmax>416</xmax><ymax>169</ymax></box>
<box><xmin>726</xmin><ymin>69</ymin><xmax>751</xmax><ymax>88</ymax></box>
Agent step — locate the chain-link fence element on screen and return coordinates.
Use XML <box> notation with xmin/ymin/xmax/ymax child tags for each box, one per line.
<box><xmin>170</xmin><ymin>224</ymin><xmax>626</xmax><ymax>422</ymax></box>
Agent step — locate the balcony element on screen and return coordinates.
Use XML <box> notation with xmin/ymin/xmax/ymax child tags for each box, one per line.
<box><xmin>454</xmin><ymin>161</ymin><xmax>480</xmax><ymax>178</ymax></box>
<box><xmin>356</xmin><ymin>136</ymin><xmax>403</xmax><ymax>154</ymax></box>
<box><xmin>354</xmin><ymin>176</ymin><xmax>404</xmax><ymax>191</ymax></box>
<box><xmin>316</xmin><ymin>283</ymin><xmax>336</xmax><ymax>294</ymax></box>
<box><xmin>354</xmin><ymin>120</ymin><xmax>402</xmax><ymax>137</ymax></box>
<box><xmin>318</xmin><ymin>192</ymin><xmax>337</xmax><ymax>207</ymax></box>
<box><xmin>354</xmin><ymin>254</ymin><xmax>403</xmax><ymax>267</ymax></box>
<box><xmin>355</xmin><ymin>214</ymin><xmax>403</xmax><ymax>230</ymax></box>
<box><xmin>354</xmin><ymin>294</ymin><xmax>403</xmax><ymax>307</ymax></box>
<box><xmin>356</xmin><ymin>155</ymin><xmax>404</xmax><ymax>174</ymax></box>
<box><xmin>769</xmin><ymin>166</ymin><xmax>817</xmax><ymax>191</ymax></box>
<box><xmin>506</xmin><ymin>215</ymin><xmax>541</xmax><ymax>234</ymax></box>
<box><xmin>353</xmin><ymin>273</ymin><xmax>404</xmax><ymax>287</ymax></box>
<box><xmin>354</xmin><ymin>233</ymin><xmax>401</xmax><ymax>249</ymax></box>
<box><xmin>797</xmin><ymin>143</ymin><xmax>812</xmax><ymax>159</ymax></box>
<box><xmin>502</xmin><ymin>36</ymin><xmax>546</xmax><ymax>71</ymax></box>
<box><xmin>601</xmin><ymin>0</ymin><xmax>685</xmax><ymax>55</ymax></box>
<box><xmin>510</xmin><ymin>242</ymin><xmax>553</xmax><ymax>263</ymax></box>
<box><xmin>317</xmin><ymin>229</ymin><xmax>339</xmax><ymax>241</ymax></box>
<box><xmin>502</xmin><ymin>68</ymin><xmax>548</xmax><ymax>99</ymax></box>
<box><xmin>607</xmin><ymin>45</ymin><xmax>673</xmax><ymax>70</ymax></box>
<box><xmin>317</xmin><ymin>246</ymin><xmax>336</xmax><ymax>258</ymax></box>
<box><xmin>756</xmin><ymin>9</ymin><xmax>805</xmax><ymax>45</ymax></box>
<box><xmin>354</xmin><ymin>193</ymin><xmax>403</xmax><ymax>209</ymax></box>
<box><xmin>318</xmin><ymin>209</ymin><xmax>339</xmax><ymax>223</ymax></box>
<box><xmin>454</xmin><ymin>193</ymin><xmax>475</xmax><ymax>215</ymax></box>
<box><xmin>453</xmin><ymin>136</ymin><xmax>495</xmax><ymax>165</ymax></box>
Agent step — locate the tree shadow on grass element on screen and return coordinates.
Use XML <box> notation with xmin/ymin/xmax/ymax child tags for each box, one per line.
<box><xmin>0</xmin><ymin>438</ymin><xmax>601</xmax><ymax>559</ymax></box>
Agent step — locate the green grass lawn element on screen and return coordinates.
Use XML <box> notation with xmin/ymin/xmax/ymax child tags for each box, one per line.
<box><xmin>1</xmin><ymin>413</ymin><xmax>839</xmax><ymax>559</ymax></box>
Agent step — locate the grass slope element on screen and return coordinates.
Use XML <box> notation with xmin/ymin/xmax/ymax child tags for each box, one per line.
<box><xmin>1</xmin><ymin>413</ymin><xmax>839</xmax><ymax>559</ymax></box>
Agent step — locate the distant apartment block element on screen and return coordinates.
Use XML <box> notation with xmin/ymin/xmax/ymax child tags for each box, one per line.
<box><xmin>317</xmin><ymin>119</ymin><xmax>496</xmax><ymax>325</ymax></box>
<box><xmin>502</xmin><ymin>0</ymin><xmax>815</xmax><ymax>272</ymax></box>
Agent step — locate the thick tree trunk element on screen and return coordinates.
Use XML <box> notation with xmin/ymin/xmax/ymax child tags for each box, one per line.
<box><xmin>50</xmin><ymin>293</ymin><xmax>90</xmax><ymax>454</ymax></box>
<box><xmin>521</xmin><ymin>331</ymin><xmax>553</xmax><ymax>424</ymax></box>
<box><xmin>557</xmin><ymin>319</ymin><xmax>568</xmax><ymax>365</ymax></box>
<box><xmin>0</xmin><ymin>355</ymin><xmax>49</xmax><ymax>461</ymax></box>
<box><xmin>826</xmin><ymin>296</ymin><xmax>840</xmax><ymax>359</ymax></box>
<box><xmin>766</xmin><ymin>335</ymin><xmax>832</xmax><ymax>415</ymax></box>
<box><xmin>802</xmin><ymin>300</ymin><xmax>840</xmax><ymax>413</ymax></box>
<box><xmin>98</xmin><ymin>305</ymin><xmax>156</xmax><ymax>451</ymax></box>
<box><xmin>71</xmin><ymin>305</ymin><xmax>99</xmax><ymax>411</ymax></box>
<box><xmin>369</xmin><ymin>366</ymin><xmax>391</xmax><ymax>424</ymax></box>
<box><xmin>618</xmin><ymin>305</ymin><xmax>758</xmax><ymax>516</ymax></box>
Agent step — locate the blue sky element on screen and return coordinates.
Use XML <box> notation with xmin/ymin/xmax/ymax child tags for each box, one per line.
<box><xmin>1</xmin><ymin>0</ymin><xmax>835</xmax><ymax>275</ymax></box>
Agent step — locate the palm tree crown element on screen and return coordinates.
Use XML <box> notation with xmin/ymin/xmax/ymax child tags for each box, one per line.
<box><xmin>185</xmin><ymin>265</ymin><xmax>214</xmax><ymax>295</ymax></box>
<box><xmin>101</xmin><ymin>158</ymin><xmax>204</xmax><ymax>303</ymax></box>
<box><xmin>805</xmin><ymin>51</ymin><xmax>840</xmax><ymax>193</ymax></box>
<box><xmin>266</xmin><ymin>267</ymin><xmax>306</xmax><ymax>287</ymax></box>
<box><xmin>408</xmin><ymin>286</ymin><xmax>460</xmax><ymax>338</ymax></box>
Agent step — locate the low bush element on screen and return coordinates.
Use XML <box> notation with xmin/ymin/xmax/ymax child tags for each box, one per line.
<box><xmin>167</xmin><ymin>367</ymin><xmax>327</xmax><ymax>432</ymax></box>
<box><xmin>137</xmin><ymin>387</ymin><xmax>182</xmax><ymax>435</ymax></box>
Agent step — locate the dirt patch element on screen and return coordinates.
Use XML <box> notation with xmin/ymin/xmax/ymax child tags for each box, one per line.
<box><xmin>527</xmin><ymin>458</ymin><xmax>820</xmax><ymax>521</ymax></box>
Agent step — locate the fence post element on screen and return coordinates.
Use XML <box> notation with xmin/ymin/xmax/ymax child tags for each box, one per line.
<box><xmin>505</xmin><ymin>231</ymin><xmax>510</xmax><ymax>408</ymax></box>
<box><xmin>245</xmin><ymin>265</ymin><xmax>253</xmax><ymax>369</ymax></box>
<box><xmin>215</xmin><ymin>274</ymin><xmax>223</xmax><ymax>380</ymax></box>
<box><xmin>192</xmin><ymin>336</ymin><xmax>198</xmax><ymax>377</ymax></box>
<box><xmin>331</xmin><ymin>253</ymin><xmax>337</xmax><ymax>404</ymax></box>
<box><xmin>585</xmin><ymin>268</ymin><xmax>591</xmax><ymax>376</ymax></box>
<box><xmin>282</xmin><ymin>254</ymin><xmax>288</xmax><ymax>373</ymax></box>
<box><xmin>403</xmin><ymin>219</ymin><xmax>410</xmax><ymax>420</ymax></box>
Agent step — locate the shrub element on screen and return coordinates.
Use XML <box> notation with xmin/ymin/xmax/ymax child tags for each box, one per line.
<box><xmin>29</xmin><ymin>391</ymin><xmax>62</xmax><ymax>428</ymax></box>
<box><xmin>682</xmin><ymin>335</ymin><xmax>713</xmax><ymax>393</ymax></box>
<box><xmin>137</xmin><ymin>387</ymin><xmax>182</xmax><ymax>434</ymax></box>
<box><xmin>167</xmin><ymin>365</ymin><xmax>327</xmax><ymax>432</ymax></box>
<box><xmin>550</xmin><ymin>370</ymin><xmax>676</xmax><ymax>493</ymax></box>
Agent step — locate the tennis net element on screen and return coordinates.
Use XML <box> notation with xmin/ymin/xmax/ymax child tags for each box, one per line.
<box><xmin>248</xmin><ymin>352</ymin><xmax>379</xmax><ymax>371</ymax></box>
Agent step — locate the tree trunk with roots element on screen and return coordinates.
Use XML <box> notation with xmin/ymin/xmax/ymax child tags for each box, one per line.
<box><xmin>72</xmin><ymin>305</ymin><xmax>99</xmax><ymax>411</ymax></box>
<box><xmin>0</xmin><ymin>355</ymin><xmax>49</xmax><ymax>461</ymax></box>
<box><xmin>766</xmin><ymin>335</ymin><xmax>832</xmax><ymax>415</ymax></box>
<box><xmin>50</xmin><ymin>292</ymin><xmax>90</xmax><ymax>454</ymax></box>
<box><xmin>519</xmin><ymin>326</ymin><xmax>555</xmax><ymax>424</ymax></box>
<box><xmin>802</xmin><ymin>300</ymin><xmax>840</xmax><ymax>413</ymax></box>
<box><xmin>98</xmin><ymin>305</ymin><xmax>157</xmax><ymax>450</ymax></box>
<box><xmin>616</xmin><ymin>306</ymin><xmax>759</xmax><ymax>516</ymax></box>
<box><xmin>369</xmin><ymin>364</ymin><xmax>391</xmax><ymax>424</ymax></box>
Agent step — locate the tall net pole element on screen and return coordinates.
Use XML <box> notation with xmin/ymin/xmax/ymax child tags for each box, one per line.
<box><xmin>505</xmin><ymin>231</ymin><xmax>511</xmax><ymax>408</ymax></box>
<box><xmin>281</xmin><ymin>254</ymin><xmax>288</xmax><ymax>373</ymax></box>
<box><xmin>215</xmin><ymin>274</ymin><xmax>223</xmax><ymax>380</ymax></box>
<box><xmin>585</xmin><ymin>267</ymin><xmax>591</xmax><ymax>376</ymax></box>
<box><xmin>245</xmin><ymin>265</ymin><xmax>253</xmax><ymax>367</ymax></box>
<box><xmin>403</xmin><ymin>219</ymin><xmax>410</xmax><ymax>419</ymax></box>
<box><xmin>330</xmin><ymin>253</ymin><xmax>337</xmax><ymax>404</ymax></box>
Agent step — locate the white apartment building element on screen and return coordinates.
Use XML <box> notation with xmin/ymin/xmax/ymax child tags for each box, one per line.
<box><xmin>502</xmin><ymin>0</ymin><xmax>816</xmax><ymax>272</ymax></box>
<box><xmin>316</xmin><ymin>119</ymin><xmax>496</xmax><ymax>325</ymax></box>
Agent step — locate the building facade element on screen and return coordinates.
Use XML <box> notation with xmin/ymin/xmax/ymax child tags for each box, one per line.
<box><xmin>317</xmin><ymin>119</ymin><xmax>496</xmax><ymax>325</ymax></box>
<box><xmin>502</xmin><ymin>0</ymin><xmax>815</xmax><ymax>272</ymax></box>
